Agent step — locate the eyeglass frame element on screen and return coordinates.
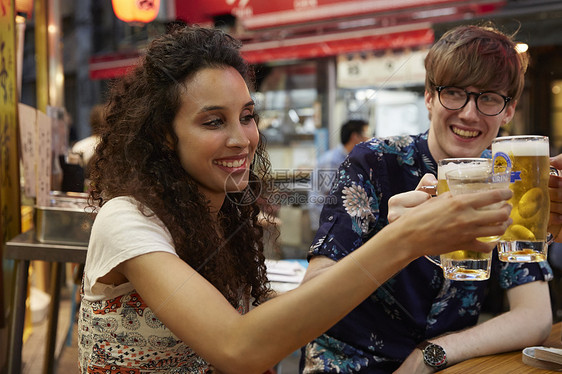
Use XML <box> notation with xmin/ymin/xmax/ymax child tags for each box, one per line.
<box><xmin>435</xmin><ymin>86</ymin><xmax>512</xmax><ymax>117</ymax></box>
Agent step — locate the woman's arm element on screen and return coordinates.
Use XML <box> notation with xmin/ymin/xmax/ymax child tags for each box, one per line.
<box><xmin>119</xmin><ymin>188</ymin><xmax>512</xmax><ymax>374</ymax></box>
<box><xmin>304</xmin><ymin>173</ymin><xmax>439</xmax><ymax>284</ymax></box>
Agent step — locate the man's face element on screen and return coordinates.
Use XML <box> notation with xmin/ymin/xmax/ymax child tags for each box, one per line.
<box><xmin>425</xmin><ymin>86</ymin><xmax>516</xmax><ymax>161</ymax></box>
<box><xmin>358</xmin><ymin>125</ymin><xmax>371</xmax><ymax>143</ymax></box>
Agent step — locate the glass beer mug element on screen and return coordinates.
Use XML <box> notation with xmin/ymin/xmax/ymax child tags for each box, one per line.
<box><xmin>491</xmin><ymin>135</ymin><xmax>551</xmax><ymax>262</ymax></box>
<box><xmin>425</xmin><ymin>158</ymin><xmax>503</xmax><ymax>281</ymax></box>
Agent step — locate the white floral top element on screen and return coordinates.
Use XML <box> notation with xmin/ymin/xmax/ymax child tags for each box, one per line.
<box><xmin>78</xmin><ymin>290</ymin><xmax>212</xmax><ymax>373</ymax></box>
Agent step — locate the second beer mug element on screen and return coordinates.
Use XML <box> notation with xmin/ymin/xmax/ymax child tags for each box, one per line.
<box><xmin>491</xmin><ymin>135</ymin><xmax>550</xmax><ymax>262</ymax></box>
<box><xmin>429</xmin><ymin>158</ymin><xmax>497</xmax><ymax>281</ymax></box>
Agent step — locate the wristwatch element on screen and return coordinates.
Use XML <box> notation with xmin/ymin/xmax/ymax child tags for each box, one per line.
<box><xmin>417</xmin><ymin>340</ymin><xmax>448</xmax><ymax>371</ymax></box>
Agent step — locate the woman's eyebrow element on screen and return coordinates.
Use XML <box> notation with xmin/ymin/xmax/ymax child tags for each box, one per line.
<box><xmin>199</xmin><ymin>105</ymin><xmax>224</xmax><ymax>113</ymax></box>
<box><xmin>200</xmin><ymin>100</ymin><xmax>255</xmax><ymax>113</ymax></box>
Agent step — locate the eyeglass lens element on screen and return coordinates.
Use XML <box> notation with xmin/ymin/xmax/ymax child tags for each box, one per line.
<box><xmin>438</xmin><ymin>87</ymin><xmax>506</xmax><ymax>116</ymax></box>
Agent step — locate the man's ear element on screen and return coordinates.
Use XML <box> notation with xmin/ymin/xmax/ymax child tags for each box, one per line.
<box><xmin>502</xmin><ymin>100</ymin><xmax>518</xmax><ymax>125</ymax></box>
<box><xmin>424</xmin><ymin>90</ymin><xmax>435</xmax><ymax>121</ymax></box>
<box><xmin>424</xmin><ymin>90</ymin><xmax>434</xmax><ymax>111</ymax></box>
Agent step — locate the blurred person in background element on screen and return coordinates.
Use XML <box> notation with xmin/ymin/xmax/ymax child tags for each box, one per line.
<box><xmin>77</xmin><ymin>25</ymin><xmax>513</xmax><ymax>373</ymax></box>
<box><xmin>309</xmin><ymin>119</ymin><xmax>370</xmax><ymax>231</ymax></box>
<box><xmin>71</xmin><ymin>103</ymin><xmax>105</xmax><ymax>180</ymax></box>
<box><xmin>300</xmin><ymin>23</ymin><xmax>553</xmax><ymax>373</ymax></box>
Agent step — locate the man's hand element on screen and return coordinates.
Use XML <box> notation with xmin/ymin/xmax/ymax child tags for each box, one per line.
<box><xmin>549</xmin><ymin>154</ymin><xmax>562</xmax><ymax>242</ymax></box>
<box><xmin>388</xmin><ymin>174</ymin><xmax>437</xmax><ymax>223</ymax></box>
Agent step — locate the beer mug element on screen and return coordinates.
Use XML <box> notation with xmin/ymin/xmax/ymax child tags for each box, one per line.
<box><xmin>425</xmin><ymin>158</ymin><xmax>500</xmax><ymax>281</ymax></box>
<box><xmin>491</xmin><ymin>135</ymin><xmax>550</xmax><ymax>262</ymax></box>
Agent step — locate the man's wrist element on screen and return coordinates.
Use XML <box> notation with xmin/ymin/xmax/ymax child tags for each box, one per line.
<box><xmin>417</xmin><ymin>340</ymin><xmax>448</xmax><ymax>371</ymax></box>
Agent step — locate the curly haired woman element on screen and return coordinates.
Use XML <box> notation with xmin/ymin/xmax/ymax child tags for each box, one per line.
<box><xmin>78</xmin><ymin>25</ymin><xmax>512</xmax><ymax>373</ymax></box>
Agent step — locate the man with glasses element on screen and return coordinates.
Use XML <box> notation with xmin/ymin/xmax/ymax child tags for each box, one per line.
<box><xmin>300</xmin><ymin>24</ymin><xmax>553</xmax><ymax>373</ymax></box>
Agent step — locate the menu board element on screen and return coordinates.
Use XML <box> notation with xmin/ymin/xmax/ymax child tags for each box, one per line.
<box><xmin>36</xmin><ymin>110</ymin><xmax>52</xmax><ymax>207</ymax></box>
<box><xmin>18</xmin><ymin>103</ymin><xmax>37</xmax><ymax>197</ymax></box>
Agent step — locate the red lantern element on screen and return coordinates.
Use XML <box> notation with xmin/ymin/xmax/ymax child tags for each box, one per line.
<box><xmin>15</xmin><ymin>0</ymin><xmax>34</xmax><ymax>17</ymax></box>
<box><xmin>111</xmin><ymin>0</ymin><xmax>161</xmax><ymax>24</ymax></box>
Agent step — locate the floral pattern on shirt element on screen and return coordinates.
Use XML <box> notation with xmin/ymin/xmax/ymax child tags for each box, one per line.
<box><xmin>301</xmin><ymin>132</ymin><xmax>553</xmax><ymax>373</ymax></box>
<box><xmin>342</xmin><ymin>183</ymin><xmax>376</xmax><ymax>234</ymax></box>
<box><xmin>302</xmin><ymin>334</ymin><xmax>377</xmax><ymax>373</ymax></box>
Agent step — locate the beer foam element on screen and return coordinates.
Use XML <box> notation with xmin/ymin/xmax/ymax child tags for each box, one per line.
<box><xmin>438</xmin><ymin>159</ymin><xmax>490</xmax><ymax>179</ymax></box>
<box><xmin>492</xmin><ymin>138</ymin><xmax>549</xmax><ymax>156</ymax></box>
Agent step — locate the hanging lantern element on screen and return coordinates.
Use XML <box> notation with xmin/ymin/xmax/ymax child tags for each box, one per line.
<box><xmin>111</xmin><ymin>0</ymin><xmax>161</xmax><ymax>24</ymax></box>
<box><xmin>15</xmin><ymin>0</ymin><xmax>34</xmax><ymax>17</ymax></box>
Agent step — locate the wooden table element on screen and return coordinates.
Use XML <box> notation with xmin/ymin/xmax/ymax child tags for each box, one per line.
<box><xmin>4</xmin><ymin>229</ymin><xmax>88</xmax><ymax>374</ymax></box>
<box><xmin>441</xmin><ymin>322</ymin><xmax>562</xmax><ymax>373</ymax></box>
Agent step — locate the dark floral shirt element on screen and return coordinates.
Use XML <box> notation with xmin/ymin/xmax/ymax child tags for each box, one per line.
<box><xmin>300</xmin><ymin>132</ymin><xmax>553</xmax><ymax>373</ymax></box>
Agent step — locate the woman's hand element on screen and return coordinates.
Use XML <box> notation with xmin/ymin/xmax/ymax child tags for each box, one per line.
<box><xmin>387</xmin><ymin>186</ymin><xmax>512</xmax><ymax>257</ymax></box>
<box><xmin>388</xmin><ymin>174</ymin><xmax>437</xmax><ymax>223</ymax></box>
<box><xmin>549</xmin><ymin>154</ymin><xmax>562</xmax><ymax>242</ymax></box>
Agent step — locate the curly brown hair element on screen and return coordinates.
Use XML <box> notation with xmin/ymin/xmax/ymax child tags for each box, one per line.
<box><xmin>89</xmin><ymin>26</ymin><xmax>272</xmax><ymax>306</ymax></box>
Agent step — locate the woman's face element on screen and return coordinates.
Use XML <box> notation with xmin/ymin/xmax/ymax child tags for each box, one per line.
<box><xmin>172</xmin><ymin>66</ymin><xmax>259</xmax><ymax>210</ymax></box>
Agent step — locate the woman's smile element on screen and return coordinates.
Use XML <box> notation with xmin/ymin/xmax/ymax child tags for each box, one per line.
<box><xmin>213</xmin><ymin>155</ymin><xmax>248</xmax><ymax>171</ymax></box>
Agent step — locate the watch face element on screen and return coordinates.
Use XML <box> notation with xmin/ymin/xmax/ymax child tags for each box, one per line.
<box><xmin>424</xmin><ymin>344</ymin><xmax>447</xmax><ymax>368</ymax></box>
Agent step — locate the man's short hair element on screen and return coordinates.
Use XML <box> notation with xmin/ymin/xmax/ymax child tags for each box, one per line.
<box><xmin>425</xmin><ymin>23</ymin><xmax>529</xmax><ymax>101</ymax></box>
<box><xmin>341</xmin><ymin>119</ymin><xmax>368</xmax><ymax>145</ymax></box>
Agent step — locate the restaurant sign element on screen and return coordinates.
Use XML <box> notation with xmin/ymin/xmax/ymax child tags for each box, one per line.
<box><xmin>337</xmin><ymin>48</ymin><xmax>428</xmax><ymax>88</ymax></box>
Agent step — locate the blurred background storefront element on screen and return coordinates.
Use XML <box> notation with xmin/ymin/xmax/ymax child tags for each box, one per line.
<box><xmin>18</xmin><ymin>0</ymin><xmax>562</xmax><ymax>167</ymax></box>
<box><xmin>57</xmin><ymin>1</ymin><xmax>562</xmax><ymax>172</ymax></box>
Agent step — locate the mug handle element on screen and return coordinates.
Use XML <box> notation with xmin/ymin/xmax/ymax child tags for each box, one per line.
<box><xmin>425</xmin><ymin>255</ymin><xmax>442</xmax><ymax>267</ymax></box>
<box><xmin>419</xmin><ymin>185</ymin><xmax>440</xmax><ymax>265</ymax></box>
<box><xmin>547</xmin><ymin>167</ymin><xmax>561</xmax><ymax>245</ymax></box>
<box><xmin>419</xmin><ymin>185</ymin><xmax>437</xmax><ymax>197</ymax></box>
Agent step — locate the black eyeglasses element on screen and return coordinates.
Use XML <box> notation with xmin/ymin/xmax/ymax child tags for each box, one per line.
<box><xmin>436</xmin><ymin>86</ymin><xmax>512</xmax><ymax>116</ymax></box>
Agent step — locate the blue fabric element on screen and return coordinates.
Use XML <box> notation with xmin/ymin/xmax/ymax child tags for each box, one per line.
<box><xmin>549</xmin><ymin>243</ymin><xmax>562</xmax><ymax>270</ymax></box>
<box><xmin>300</xmin><ymin>132</ymin><xmax>553</xmax><ymax>373</ymax></box>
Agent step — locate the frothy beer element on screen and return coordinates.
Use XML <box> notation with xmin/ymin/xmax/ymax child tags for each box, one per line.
<box><xmin>437</xmin><ymin>159</ymin><xmax>491</xmax><ymax>194</ymax></box>
<box><xmin>492</xmin><ymin>136</ymin><xmax>550</xmax><ymax>262</ymax></box>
